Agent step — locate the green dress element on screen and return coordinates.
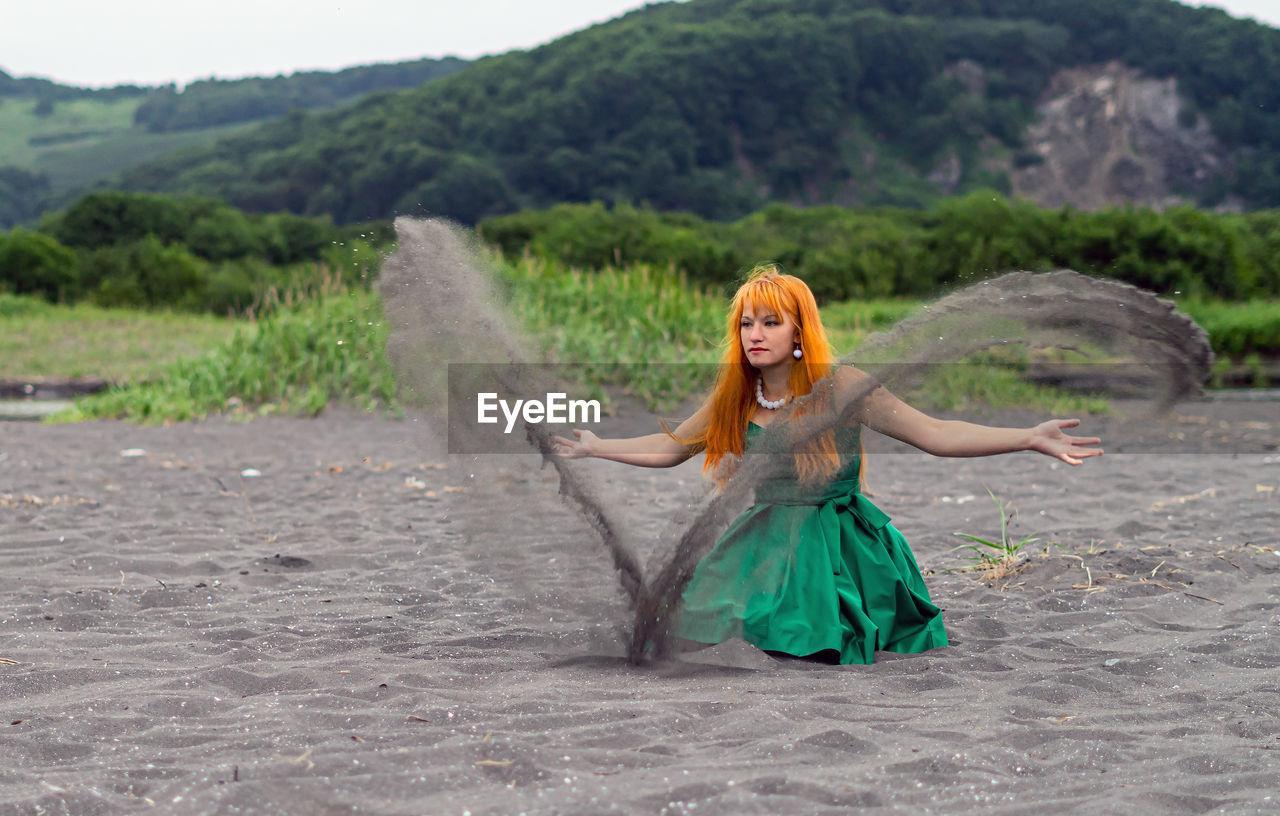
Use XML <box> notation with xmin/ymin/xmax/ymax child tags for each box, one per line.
<box><xmin>676</xmin><ymin>422</ymin><xmax>949</xmax><ymax>664</ymax></box>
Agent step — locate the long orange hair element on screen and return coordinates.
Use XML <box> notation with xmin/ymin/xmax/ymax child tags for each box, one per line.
<box><xmin>686</xmin><ymin>264</ymin><xmax>844</xmax><ymax>484</ymax></box>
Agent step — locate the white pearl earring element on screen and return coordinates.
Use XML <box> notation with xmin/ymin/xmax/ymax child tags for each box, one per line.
<box><xmin>793</xmin><ymin>348</ymin><xmax>803</xmax><ymax>359</ymax></box>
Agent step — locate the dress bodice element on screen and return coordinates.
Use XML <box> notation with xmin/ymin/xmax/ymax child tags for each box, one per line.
<box><xmin>746</xmin><ymin>421</ymin><xmax>863</xmax><ymax>504</ymax></box>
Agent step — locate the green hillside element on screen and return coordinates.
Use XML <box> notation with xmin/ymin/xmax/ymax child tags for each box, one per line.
<box><xmin>133</xmin><ymin>58</ymin><xmax>468</xmax><ymax>132</ymax></box>
<box><xmin>108</xmin><ymin>0</ymin><xmax>1280</xmax><ymax>225</ymax></box>
<box><xmin>0</xmin><ymin>58</ymin><xmax>467</xmax><ymax>227</ymax></box>
<box><xmin>0</xmin><ymin>96</ymin><xmax>140</xmax><ymax>169</ymax></box>
<box><xmin>30</xmin><ymin>121</ymin><xmax>260</xmax><ymax>195</ymax></box>
<box><xmin>0</xmin><ymin>95</ymin><xmax>259</xmax><ymax>195</ymax></box>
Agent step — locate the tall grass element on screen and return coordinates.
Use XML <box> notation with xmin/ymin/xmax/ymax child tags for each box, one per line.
<box><xmin>1172</xmin><ymin>298</ymin><xmax>1280</xmax><ymax>387</ymax></box>
<box><xmin>56</xmin><ymin>286</ymin><xmax>395</xmax><ymax>424</ymax></box>
<box><xmin>493</xmin><ymin>253</ymin><xmax>726</xmax><ymax>409</ymax></box>
<box><xmin>1177</xmin><ymin>298</ymin><xmax>1280</xmax><ymax>356</ymax></box>
<box><xmin>493</xmin><ymin>253</ymin><xmax>1108</xmax><ymax>414</ymax></box>
<box><xmin>819</xmin><ymin>298</ymin><xmax>923</xmax><ymax>357</ymax></box>
<box><xmin>55</xmin><ymin>250</ymin><xmax>1267</xmax><ymax>425</ymax></box>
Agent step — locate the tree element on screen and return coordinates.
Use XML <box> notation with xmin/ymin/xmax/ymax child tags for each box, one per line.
<box><xmin>395</xmin><ymin>155</ymin><xmax>515</xmax><ymax>224</ymax></box>
<box><xmin>0</xmin><ymin>229</ymin><xmax>80</xmax><ymax>300</ymax></box>
<box><xmin>0</xmin><ymin>167</ymin><xmax>53</xmax><ymax>229</ymax></box>
<box><xmin>185</xmin><ymin>208</ymin><xmax>263</xmax><ymax>260</ymax></box>
<box><xmin>47</xmin><ymin>192</ymin><xmax>190</xmax><ymax>249</ymax></box>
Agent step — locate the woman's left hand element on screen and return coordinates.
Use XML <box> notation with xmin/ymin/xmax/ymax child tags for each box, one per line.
<box><xmin>1029</xmin><ymin>418</ymin><xmax>1103</xmax><ymax>465</ymax></box>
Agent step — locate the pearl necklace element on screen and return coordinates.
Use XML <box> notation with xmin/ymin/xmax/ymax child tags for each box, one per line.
<box><xmin>756</xmin><ymin>377</ymin><xmax>788</xmax><ymax>410</ymax></box>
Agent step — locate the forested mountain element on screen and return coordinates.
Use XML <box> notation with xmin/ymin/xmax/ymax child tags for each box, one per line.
<box><xmin>132</xmin><ymin>58</ymin><xmax>469</xmax><ymax>133</ymax></box>
<box><xmin>0</xmin><ymin>58</ymin><xmax>467</xmax><ymax>227</ymax></box>
<box><xmin>109</xmin><ymin>0</ymin><xmax>1280</xmax><ymax>225</ymax></box>
<box><xmin>0</xmin><ymin>70</ymin><xmax>148</xmax><ymax>103</ymax></box>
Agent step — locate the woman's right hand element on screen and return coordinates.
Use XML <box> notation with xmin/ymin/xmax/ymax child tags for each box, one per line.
<box><xmin>553</xmin><ymin>428</ymin><xmax>598</xmax><ymax>459</ymax></box>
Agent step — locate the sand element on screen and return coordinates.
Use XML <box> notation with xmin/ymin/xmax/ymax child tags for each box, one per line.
<box><xmin>2</xmin><ymin>399</ymin><xmax>1278</xmax><ymax>815</ymax></box>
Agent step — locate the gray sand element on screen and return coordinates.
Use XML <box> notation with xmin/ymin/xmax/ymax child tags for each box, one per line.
<box><xmin>2</xmin><ymin>403</ymin><xmax>1278</xmax><ymax>814</ymax></box>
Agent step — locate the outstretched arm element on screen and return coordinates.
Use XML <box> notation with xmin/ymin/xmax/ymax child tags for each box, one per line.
<box><xmin>553</xmin><ymin>402</ymin><xmax>710</xmax><ymax>468</ymax></box>
<box><xmin>837</xmin><ymin>367</ymin><xmax>1103</xmax><ymax>465</ymax></box>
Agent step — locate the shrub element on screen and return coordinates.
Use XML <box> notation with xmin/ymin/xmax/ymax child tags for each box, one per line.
<box><xmin>81</xmin><ymin>237</ymin><xmax>205</xmax><ymax>310</ymax></box>
<box><xmin>0</xmin><ymin>229</ymin><xmax>80</xmax><ymax>301</ymax></box>
<box><xmin>185</xmin><ymin>208</ymin><xmax>263</xmax><ymax>261</ymax></box>
<box><xmin>45</xmin><ymin>191</ymin><xmax>199</xmax><ymax>250</ymax></box>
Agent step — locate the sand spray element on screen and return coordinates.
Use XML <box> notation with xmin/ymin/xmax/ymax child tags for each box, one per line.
<box><xmin>379</xmin><ymin>218</ymin><xmax>1214</xmax><ymax>663</ymax></box>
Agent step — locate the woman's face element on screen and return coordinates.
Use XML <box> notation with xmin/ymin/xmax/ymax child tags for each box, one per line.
<box><xmin>740</xmin><ymin>302</ymin><xmax>798</xmax><ymax>369</ymax></box>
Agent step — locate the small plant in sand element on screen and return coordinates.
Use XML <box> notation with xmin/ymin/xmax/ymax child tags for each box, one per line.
<box><xmin>949</xmin><ymin>489</ymin><xmax>1040</xmax><ymax>585</ymax></box>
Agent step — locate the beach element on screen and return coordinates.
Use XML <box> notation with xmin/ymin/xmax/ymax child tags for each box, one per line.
<box><xmin>2</xmin><ymin>400</ymin><xmax>1278</xmax><ymax>815</ymax></box>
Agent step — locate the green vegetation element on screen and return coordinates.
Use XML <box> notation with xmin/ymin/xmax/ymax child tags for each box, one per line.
<box><xmin>949</xmin><ymin>489</ymin><xmax>1042</xmax><ymax>584</ymax></box>
<box><xmin>482</xmin><ymin>196</ymin><xmax>1280</xmax><ymax>301</ymax></box>
<box><xmin>0</xmin><ymin>96</ymin><xmax>141</xmax><ymax>170</ymax></box>
<box><xmin>497</xmin><ymin>253</ymin><xmax>1110</xmax><ymax>414</ymax></box>
<box><xmin>0</xmin><ymin>191</ymin><xmax>387</xmax><ymax>313</ymax></box>
<box><xmin>0</xmin><ymin>69</ymin><xmax>145</xmax><ymax>103</ymax></box>
<box><xmin>0</xmin><ymin>167</ymin><xmax>52</xmax><ymax>231</ymax></box>
<box><xmin>820</xmin><ymin>298</ymin><xmax>922</xmax><ymax>357</ymax></box>
<box><xmin>31</xmin><ymin>120</ymin><xmax>259</xmax><ymax>199</ymax></box>
<box><xmin>1179</xmin><ymin>297</ymin><xmax>1280</xmax><ymax>387</ymax></box>
<box><xmin>0</xmin><ymin>60</ymin><xmax>466</xmax><ymax>227</ymax></box>
<box><xmin>1178</xmin><ymin>298</ymin><xmax>1280</xmax><ymax>358</ymax></box>
<box><xmin>495</xmin><ymin>253</ymin><xmax>726</xmax><ymax>410</ymax></box>
<box><xmin>0</xmin><ymin>190</ymin><xmax>396</xmax><ymax>423</ymax></box>
<box><xmin>57</xmin><ymin>286</ymin><xmax>395</xmax><ymax>424</ymax></box>
<box><xmin>0</xmin><ymin>94</ymin><xmax>235</xmax><ymax>223</ymax></box>
<box><xmin>486</xmin><ymin>198</ymin><xmax>1279</xmax><ymax>390</ymax></box>
<box><xmin>0</xmin><ymin>94</ymin><xmax>148</xmax><ymax>224</ymax></box>
<box><xmin>0</xmin><ymin>293</ymin><xmax>237</xmax><ymax>382</ymax></box>
<box><xmin>5</xmin><ymin>187</ymin><xmax>1273</xmax><ymax>430</ymax></box>
<box><xmin>134</xmin><ymin>58</ymin><xmax>467</xmax><ymax>133</ymax></box>
<box><xmin>908</xmin><ymin>351</ymin><xmax>1111</xmax><ymax>415</ymax></box>
<box><xmin>107</xmin><ymin>0</ymin><xmax>1280</xmax><ymax>226</ymax></box>
<box><xmin>21</xmin><ymin>233</ymin><xmax>1266</xmax><ymax>425</ymax></box>
<box><xmin>41</xmin><ymin>248</ymin><xmax>1108</xmax><ymax>425</ymax></box>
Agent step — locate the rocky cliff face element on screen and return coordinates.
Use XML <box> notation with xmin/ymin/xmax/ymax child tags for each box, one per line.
<box><xmin>1012</xmin><ymin>61</ymin><xmax>1233</xmax><ymax>210</ymax></box>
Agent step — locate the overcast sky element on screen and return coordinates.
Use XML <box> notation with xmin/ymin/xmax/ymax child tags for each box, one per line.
<box><xmin>0</xmin><ymin>0</ymin><xmax>1276</xmax><ymax>89</ymax></box>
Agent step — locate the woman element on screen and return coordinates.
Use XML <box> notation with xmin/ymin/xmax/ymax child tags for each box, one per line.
<box><xmin>554</xmin><ymin>264</ymin><xmax>1102</xmax><ymax>664</ymax></box>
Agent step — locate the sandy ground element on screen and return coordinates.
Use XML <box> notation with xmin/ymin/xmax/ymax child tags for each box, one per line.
<box><xmin>2</xmin><ymin>400</ymin><xmax>1278</xmax><ymax>815</ymax></box>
